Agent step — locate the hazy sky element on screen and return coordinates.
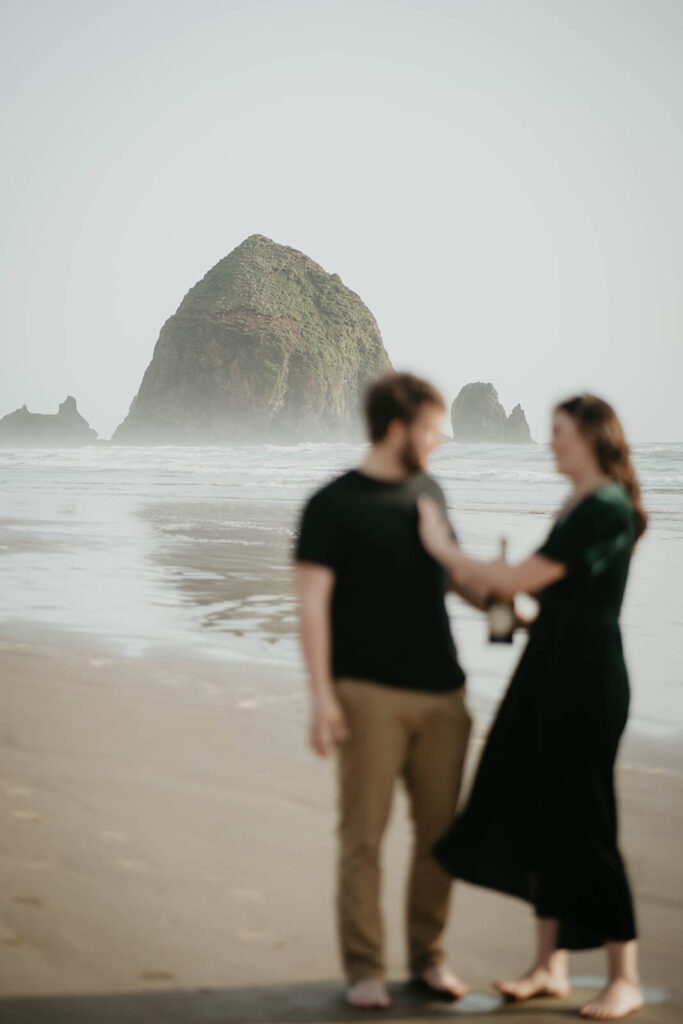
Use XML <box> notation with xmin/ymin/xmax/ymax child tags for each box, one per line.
<box><xmin>1</xmin><ymin>0</ymin><xmax>682</xmax><ymax>442</ymax></box>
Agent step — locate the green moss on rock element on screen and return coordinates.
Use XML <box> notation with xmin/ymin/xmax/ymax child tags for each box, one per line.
<box><xmin>113</xmin><ymin>235</ymin><xmax>393</xmax><ymax>444</ymax></box>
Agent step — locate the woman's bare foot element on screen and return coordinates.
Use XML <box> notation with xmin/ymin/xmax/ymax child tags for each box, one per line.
<box><xmin>345</xmin><ymin>977</ymin><xmax>392</xmax><ymax>1009</ymax></box>
<box><xmin>579</xmin><ymin>979</ymin><xmax>644</xmax><ymax>1020</ymax></box>
<box><xmin>412</xmin><ymin>964</ymin><xmax>469</xmax><ymax>999</ymax></box>
<box><xmin>493</xmin><ymin>962</ymin><xmax>571</xmax><ymax>1001</ymax></box>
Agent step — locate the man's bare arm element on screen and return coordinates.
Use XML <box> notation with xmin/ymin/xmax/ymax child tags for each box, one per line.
<box><xmin>419</xmin><ymin>496</ymin><xmax>566</xmax><ymax>597</ymax></box>
<box><xmin>295</xmin><ymin>562</ymin><xmax>350</xmax><ymax>757</ymax></box>
<box><xmin>296</xmin><ymin>562</ymin><xmax>335</xmax><ymax>699</ymax></box>
<box><xmin>447</xmin><ymin>552</ymin><xmax>566</xmax><ymax>597</ymax></box>
<box><xmin>447</xmin><ymin>578</ymin><xmax>489</xmax><ymax>610</ymax></box>
<box><xmin>436</xmin><ymin>502</ymin><xmax>488</xmax><ymax>608</ymax></box>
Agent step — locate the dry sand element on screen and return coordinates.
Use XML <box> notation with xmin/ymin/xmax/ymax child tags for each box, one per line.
<box><xmin>0</xmin><ymin>623</ymin><xmax>681</xmax><ymax>1023</ymax></box>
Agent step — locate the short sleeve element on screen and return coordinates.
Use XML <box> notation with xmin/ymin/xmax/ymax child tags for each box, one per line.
<box><xmin>293</xmin><ymin>491</ymin><xmax>341</xmax><ymax>571</ymax></box>
<box><xmin>424</xmin><ymin>478</ymin><xmax>459</xmax><ymax>544</ymax></box>
<box><xmin>537</xmin><ymin>495</ymin><xmax>634</xmax><ymax>579</ymax></box>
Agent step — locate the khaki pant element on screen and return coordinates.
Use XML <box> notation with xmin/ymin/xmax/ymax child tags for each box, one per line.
<box><xmin>335</xmin><ymin>678</ymin><xmax>472</xmax><ymax>983</ymax></box>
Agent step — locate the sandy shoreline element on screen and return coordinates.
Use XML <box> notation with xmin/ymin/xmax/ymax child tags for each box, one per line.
<box><xmin>0</xmin><ymin>623</ymin><xmax>681</xmax><ymax>1022</ymax></box>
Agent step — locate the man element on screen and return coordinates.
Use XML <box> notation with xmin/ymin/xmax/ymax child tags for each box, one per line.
<box><xmin>294</xmin><ymin>371</ymin><xmax>477</xmax><ymax>1009</ymax></box>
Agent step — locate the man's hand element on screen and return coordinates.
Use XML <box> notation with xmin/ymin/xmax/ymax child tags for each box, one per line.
<box><xmin>309</xmin><ymin>692</ymin><xmax>350</xmax><ymax>757</ymax></box>
<box><xmin>296</xmin><ymin>562</ymin><xmax>343</xmax><ymax>756</ymax></box>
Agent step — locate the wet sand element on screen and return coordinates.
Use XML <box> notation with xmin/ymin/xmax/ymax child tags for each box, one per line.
<box><xmin>0</xmin><ymin>624</ymin><xmax>681</xmax><ymax>1023</ymax></box>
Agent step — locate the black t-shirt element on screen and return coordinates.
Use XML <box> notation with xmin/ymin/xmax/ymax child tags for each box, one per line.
<box><xmin>294</xmin><ymin>468</ymin><xmax>466</xmax><ymax>693</ymax></box>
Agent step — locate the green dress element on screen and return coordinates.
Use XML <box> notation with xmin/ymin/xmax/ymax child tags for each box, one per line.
<box><xmin>432</xmin><ymin>481</ymin><xmax>638</xmax><ymax>949</ymax></box>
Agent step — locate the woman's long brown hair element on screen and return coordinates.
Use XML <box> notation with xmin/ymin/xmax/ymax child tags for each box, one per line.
<box><xmin>556</xmin><ymin>394</ymin><xmax>648</xmax><ymax>541</ymax></box>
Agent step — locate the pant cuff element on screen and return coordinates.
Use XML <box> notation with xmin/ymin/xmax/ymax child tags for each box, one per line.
<box><xmin>410</xmin><ymin>952</ymin><xmax>444</xmax><ymax>976</ymax></box>
<box><xmin>346</xmin><ymin>968</ymin><xmax>386</xmax><ymax>984</ymax></box>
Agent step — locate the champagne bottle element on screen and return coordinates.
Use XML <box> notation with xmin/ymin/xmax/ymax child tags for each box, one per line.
<box><xmin>486</xmin><ymin>538</ymin><xmax>515</xmax><ymax>644</ymax></box>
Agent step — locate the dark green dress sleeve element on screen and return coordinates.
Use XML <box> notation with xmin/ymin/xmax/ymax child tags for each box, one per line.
<box><xmin>537</xmin><ymin>492</ymin><xmax>634</xmax><ymax>579</ymax></box>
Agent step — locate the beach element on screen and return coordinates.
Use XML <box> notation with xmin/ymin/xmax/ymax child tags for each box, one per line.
<box><xmin>0</xmin><ymin>624</ymin><xmax>681</xmax><ymax>1023</ymax></box>
<box><xmin>3</xmin><ymin>0</ymin><xmax>683</xmax><ymax>1014</ymax></box>
<box><xmin>1</xmin><ymin>440</ymin><xmax>682</xmax><ymax>1021</ymax></box>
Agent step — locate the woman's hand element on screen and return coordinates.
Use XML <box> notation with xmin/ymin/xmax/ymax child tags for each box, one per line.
<box><xmin>417</xmin><ymin>495</ymin><xmax>460</xmax><ymax>566</ymax></box>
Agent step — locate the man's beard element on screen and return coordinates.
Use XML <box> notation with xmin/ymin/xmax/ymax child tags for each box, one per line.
<box><xmin>398</xmin><ymin>436</ymin><xmax>425</xmax><ymax>474</ymax></box>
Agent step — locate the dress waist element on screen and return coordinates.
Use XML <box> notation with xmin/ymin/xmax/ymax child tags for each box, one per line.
<box><xmin>535</xmin><ymin>597</ymin><xmax>621</xmax><ymax>626</ymax></box>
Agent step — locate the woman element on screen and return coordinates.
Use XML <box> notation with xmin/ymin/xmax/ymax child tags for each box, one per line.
<box><xmin>417</xmin><ymin>395</ymin><xmax>646</xmax><ymax>1021</ymax></box>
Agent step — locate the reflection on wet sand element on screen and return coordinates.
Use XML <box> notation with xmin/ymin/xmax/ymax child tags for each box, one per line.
<box><xmin>139</xmin><ymin>498</ymin><xmax>301</xmax><ymax>653</ymax></box>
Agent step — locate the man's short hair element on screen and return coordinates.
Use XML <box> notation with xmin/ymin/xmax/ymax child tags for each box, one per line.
<box><xmin>364</xmin><ymin>372</ymin><xmax>445</xmax><ymax>442</ymax></box>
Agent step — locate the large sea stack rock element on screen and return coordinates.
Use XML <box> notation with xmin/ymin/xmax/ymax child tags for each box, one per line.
<box><xmin>113</xmin><ymin>235</ymin><xmax>393</xmax><ymax>444</ymax></box>
<box><xmin>451</xmin><ymin>382</ymin><xmax>533</xmax><ymax>443</ymax></box>
<box><xmin>0</xmin><ymin>396</ymin><xmax>98</xmax><ymax>447</ymax></box>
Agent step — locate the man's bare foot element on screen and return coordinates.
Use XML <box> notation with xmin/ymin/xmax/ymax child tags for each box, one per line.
<box><xmin>580</xmin><ymin>979</ymin><xmax>644</xmax><ymax>1020</ymax></box>
<box><xmin>493</xmin><ymin>963</ymin><xmax>571</xmax><ymax>1001</ymax></box>
<box><xmin>412</xmin><ymin>964</ymin><xmax>469</xmax><ymax>999</ymax></box>
<box><xmin>345</xmin><ymin>977</ymin><xmax>392</xmax><ymax>1009</ymax></box>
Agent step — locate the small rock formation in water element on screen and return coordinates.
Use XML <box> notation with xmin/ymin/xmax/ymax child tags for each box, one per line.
<box><xmin>113</xmin><ymin>234</ymin><xmax>393</xmax><ymax>444</ymax></box>
<box><xmin>505</xmin><ymin>402</ymin><xmax>533</xmax><ymax>443</ymax></box>
<box><xmin>0</xmin><ymin>396</ymin><xmax>98</xmax><ymax>447</ymax></box>
<box><xmin>451</xmin><ymin>382</ymin><xmax>533</xmax><ymax>443</ymax></box>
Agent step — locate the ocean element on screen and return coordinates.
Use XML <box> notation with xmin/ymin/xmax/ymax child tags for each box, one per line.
<box><xmin>1</xmin><ymin>441</ymin><xmax>681</xmax><ymax>736</ymax></box>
